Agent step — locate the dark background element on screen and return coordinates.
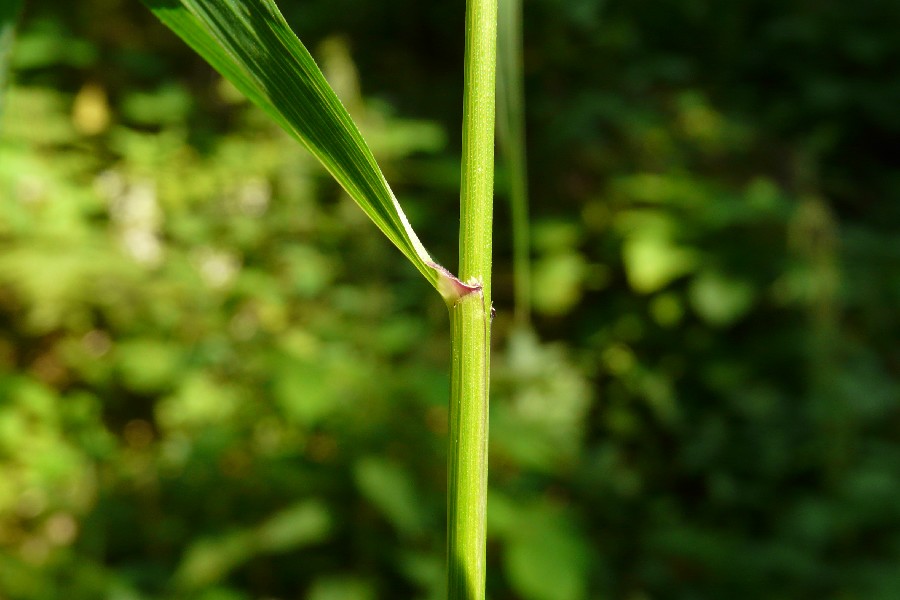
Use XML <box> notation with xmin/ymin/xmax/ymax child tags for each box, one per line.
<box><xmin>2</xmin><ymin>0</ymin><xmax>900</xmax><ymax>598</ymax></box>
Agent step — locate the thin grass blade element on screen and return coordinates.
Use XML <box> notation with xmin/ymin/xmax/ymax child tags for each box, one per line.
<box><xmin>142</xmin><ymin>0</ymin><xmax>458</xmax><ymax>297</ymax></box>
<box><xmin>0</xmin><ymin>0</ymin><xmax>23</xmax><ymax>122</ymax></box>
<box><xmin>497</xmin><ymin>0</ymin><xmax>531</xmax><ymax>324</ymax></box>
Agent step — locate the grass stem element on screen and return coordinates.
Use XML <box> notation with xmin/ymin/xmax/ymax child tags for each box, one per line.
<box><xmin>448</xmin><ymin>0</ymin><xmax>497</xmax><ymax>597</ymax></box>
<box><xmin>497</xmin><ymin>0</ymin><xmax>531</xmax><ymax>325</ymax></box>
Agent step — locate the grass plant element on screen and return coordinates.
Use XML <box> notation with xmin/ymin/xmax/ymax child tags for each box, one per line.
<box><xmin>142</xmin><ymin>1</ymin><xmax>497</xmax><ymax>597</ymax></box>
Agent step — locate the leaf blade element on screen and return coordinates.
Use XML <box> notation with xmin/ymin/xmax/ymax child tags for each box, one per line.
<box><xmin>142</xmin><ymin>0</ymin><xmax>449</xmax><ymax>294</ymax></box>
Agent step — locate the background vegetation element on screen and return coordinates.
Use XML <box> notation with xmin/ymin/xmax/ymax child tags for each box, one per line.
<box><xmin>2</xmin><ymin>0</ymin><xmax>900</xmax><ymax>598</ymax></box>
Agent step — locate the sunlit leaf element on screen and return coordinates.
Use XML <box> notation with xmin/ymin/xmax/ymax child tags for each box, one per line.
<box><xmin>354</xmin><ymin>457</ymin><xmax>425</xmax><ymax>537</ymax></box>
<box><xmin>689</xmin><ymin>269</ymin><xmax>755</xmax><ymax>326</ymax></box>
<box><xmin>620</xmin><ymin>222</ymin><xmax>698</xmax><ymax>294</ymax></box>
<box><xmin>141</xmin><ymin>0</ymin><xmax>457</xmax><ymax>297</ymax></box>
<box><xmin>500</xmin><ymin>500</ymin><xmax>591</xmax><ymax>600</ymax></box>
<box><xmin>175</xmin><ymin>500</ymin><xmax>331</xmax><ymax>588</ymax></box>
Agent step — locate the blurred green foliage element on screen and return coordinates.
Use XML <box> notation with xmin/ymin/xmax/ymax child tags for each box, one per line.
<box><xmin>2</xmin><ymin>0</ymin><xmax>900</xmax><ymax>599</ymax></box>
